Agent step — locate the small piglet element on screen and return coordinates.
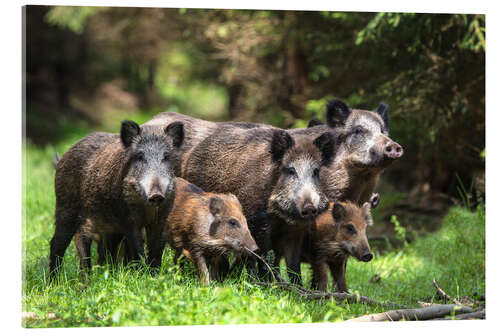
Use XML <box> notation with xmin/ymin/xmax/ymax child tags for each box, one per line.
<box><xmin>300</xmin><ymin>200</ymin><xmax>375</xmax><ymax>292</ymax></box>
<box><xmin>164</xmin><ymin>178</ymin><xmax>259</xmax><ymax>285</ymax></box>
<box><xmin>49</xmin><ymin>120</ymin><xmax>184</xmax><ymax>278</ymax></box>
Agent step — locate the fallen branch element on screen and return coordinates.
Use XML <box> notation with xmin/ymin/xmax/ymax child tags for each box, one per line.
<box><xmin>346</xmin><ymin>304</ymin><xmax>474</xmax><ymax>322</ymax></box>
<box><xmin>255</xmin><ymin>281</ymin><xmax>407</xmax><ymax>309</ymax></box>
<box><xmin>444</xmin><ymin>310</ymin><xmax>485</xmax><ymax>320</ymax></box>
<box><xmin>433</xmin><ymin>278</ymin><xmax>462</xmax><ymax>305</ymax></box>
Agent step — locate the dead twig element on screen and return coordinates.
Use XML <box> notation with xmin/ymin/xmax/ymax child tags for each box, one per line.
<box><xmin>347</xmin><ymin>304</ymin><xmax>474</xmax><ymax>322</ymax></box>
<box><xmin>244</xmin><ymin>247</ymin><xmax>278</xmax><ymax>283</ymax></box>
<box><xmin>255</xmin><ymin>281</ymin><xmax>407</xmax><ymax>309</ymax></box>
<box><xmin>433</xmin><ymin>278</ymin><xmax>462</xmax><ymax>305</ymax></box>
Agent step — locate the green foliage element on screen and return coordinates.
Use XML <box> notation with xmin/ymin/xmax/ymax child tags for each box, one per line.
<box><xmin>45</xmin><ymin>6</ymin><xmax>105</xmax><ymax>34</ymax></box>
<box><xmin>390</xmin><ymin>215</ymin><xmax>408</xmax><ymax>247</ymax></box>
<box><xmin>23</xmin><ymin>130</ymin><xmax>485</xmax><ymax>327</ymax></box>
<box><xmin>356</xmin><ymin>13</ymin><xmax>485</xmax><ymax>52</ymax></box>
<box><xmin>456</xmin><ymin>173</ymin><xmax>474</xmax><ymax>210</ymax></box>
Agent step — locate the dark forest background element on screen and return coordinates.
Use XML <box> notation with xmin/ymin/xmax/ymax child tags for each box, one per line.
<box><xmin>25</xmin><ymin>6</ymin><xmax>485</xmax><ymax>240</ymax></box>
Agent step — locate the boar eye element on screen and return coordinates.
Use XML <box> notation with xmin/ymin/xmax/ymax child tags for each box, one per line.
<box><xmin>228</xmin><ymin>219</ymin><xmax>240</xmax><ymax>228</ymax></box>
<box><xmin>134</xmin><ymin>152</ymin><xmax>145</xmax><ymax>161</ymax></box>
<box><xmin>162</xmin><ymin>152</ymin><xmax>170</xmax><ymax>162</ymax></box>
<box><xmin>313</xmin><ymin>168</ymin><xmax>320</xmax><ymax>178</ymax></box>
<box><xmin>344</xmin><ymin>224</ymin><xmax>356</xmax><ymax>235</ymax></box>
<box><xmin>284</xmin><ymin>167</ymin><xmax>297</xmax><ymax>177</ymax></box>
<box><xmin>353</xmin><ymin>126</ymin><xmax>364</xmax><ymax>135</ymax></box>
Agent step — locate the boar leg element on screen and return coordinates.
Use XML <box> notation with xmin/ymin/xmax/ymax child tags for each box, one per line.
<box><xmin>97</xmin><ymin>233</ymin><xmax>124</xmax><ymax>265</ymax></box>
<box><xmin>122</xmin><ymin>219</ymin><xmax>146</xmax><ymax>264</ymax></box>
<box><xmin>49</xmin><ymin>208</ymin><xmax>82</xmax><ymax>278</ymax></box>
<box><xmin>74</xmin><ymin>230</ymin><xmax>92</xmax><ymax>273</ymax></box>
<box><xmin>329</xmin><ymin>256</ymin><xmax>348</xmax><ymax>292</ymax></box>
<box><xmin>210</xmin><ymin>256</ymin><xmax>230</xmax><ymax>282</ymax></box>
<box><xmin>145</xmin><ymin>223</ymin><xmax>166</xmax><ymax>269</ymax></box>
<box><xmin>192</xmin><ymin>251</ymin><xmax>210</xmax><ymax>286</ymax></box>
<box><xmin>311</xmin><ymin>261</ymin><xmax>329</xmax><ymax>292</ymax></box>
<box><xmin>125</xmin><ymin>233</ymin><xmax>144</xmax><ymax>263</ymax></box>
<box><xmin>283</xmin><ymin>235</ymin><xmax>304</xmax><ymax>286</ymax></box>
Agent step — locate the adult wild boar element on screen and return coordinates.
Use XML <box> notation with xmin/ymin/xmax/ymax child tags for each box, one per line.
<box><xmin>296</xmin><ymin>100</ymin><xmax>403</xmax><ymax>204</ymax></box>
<box><xmin>181</xmin><ymin>126</ymin><xmax>337</xmax><ymax>284</ymax></box>
<box><xmin>49</xmin><ymin>120</ymin><xmax>184</xmax><ymax>278</ymax></box>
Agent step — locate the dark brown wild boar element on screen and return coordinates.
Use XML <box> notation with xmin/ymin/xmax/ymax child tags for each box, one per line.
<box><xmin>181</xmin><ymin>126</ymin><xmax>337</xmax><ymax>284</ymax></box>
<box><xmin>49</xmin><ymin>120</ymin><xmax>184</xmax><ymax>278</ymax></box>
<box><xmin>300</xmin><ymin>200</ymin><xmax>374</xmax><ymax>292</ymax></box>
<box><xmin>164</xmin><ymin>177</ymin><xmax>258</xmax><ymax>285</ymax></box>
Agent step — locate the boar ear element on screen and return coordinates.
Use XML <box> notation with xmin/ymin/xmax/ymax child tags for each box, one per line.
<box><xmin>313</xmin><ymin>132</ymin><xmax>336</xmax><ymax>165</ymax></box>
<box><xmin>307</xmin><ymin>118</ymin><xmax>324</xmax><ymax>128</ymax></box>
<box><xmin>165</xmin><ymin>121</ymin><xmax>184</xmax><ymax>148</ymax></box>
<box><xmin>270</xmin><ymin>130</ymin><xmax>294</xmax><ymax>164</ymax></box>
<box><xmin>362</xmin><ymin>202</ymin><xmax>374</xmax><ymax>226</ymax></box>
<box><xmin>332</xmin><ymin>202</ymin><xmax>346</xmax><ymax>222</ymax></box>
<box><xmin>121</xmin><ymin>120</ymin><xmax>141</xmax><ymax>148</ymax></box>
<box><xmin>369</xmin><ymin>192</ymin><xmax>380</xmax><ymax>209</ymax></box>
<box><xmin>326</xmin><ymin>99</ymin><xmax>351</xmax><ymax>128</ymax></box>
<box><xmin>209</xmin><ymin>196</ymin><xmax>224</xmax><ymax>217</ymax></box>
<box><xmin>375</xmin><ymin>102</ymin><xmax>390</xmax><ymax>133</ymax></box>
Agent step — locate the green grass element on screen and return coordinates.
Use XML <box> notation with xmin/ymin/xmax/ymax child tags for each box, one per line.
<box><xmin>23</xmin><ymin>126</ymin><xmax>485</xmax><ymax>327</ymax></box>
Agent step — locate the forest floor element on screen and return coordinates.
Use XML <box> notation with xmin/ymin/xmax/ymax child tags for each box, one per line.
<box><xmin>22</xmin><ymin>114</ymin><xmax>485</xmax><ymax>327</ymax></box>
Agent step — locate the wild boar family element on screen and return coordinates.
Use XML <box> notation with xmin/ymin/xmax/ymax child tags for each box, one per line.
<box><xmin>49</xmin><ymin>99</ymin><xmax>403</xmax><ymax>291</ymax></box>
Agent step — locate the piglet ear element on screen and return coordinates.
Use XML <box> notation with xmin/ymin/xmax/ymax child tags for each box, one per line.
<box><xmin>307</xmin><ymin>118</ymin><xmax>324</xmax><ymax>128</ymax></box>
<box><xmin>313</xmin><ymin>132</ymin><xmax>336</xmax><ymax>165</ymax></box>
<box><xmin>362</xmin><ymin>202</ymin><xmax>374</xmax><ymax>227</ymax></box>
<box><xmin>165</xmin><ymin>121</ymin><xmax>184</xmax><ymax>148</ymax></box>
<box><xmin>332</xmin><ymin>202</ymin><xmax>346</xmax><ymax>222</ymax></box>
<box><xmin>375</xmin><ymin>102</ymin><xmax>390</xmax><ymax>133</ymax></box>
<box><xmin>120</xmin><ymin>120</ymin><xmax>141</xmax><ymax>148</ymax></box>
<box><xmin>326</xmin><ymin>99</ymin><xmax>351</xmax><ymax>128</ymax></box>
<box><xmin>270</xmin><ymin>130</ymin><xmax>294</xmax><ymax>164</ymax></box>
<box><xmin>209</xmin><ymin>196</ymin><xmax>224</xmax><ymax>217</ymax></box>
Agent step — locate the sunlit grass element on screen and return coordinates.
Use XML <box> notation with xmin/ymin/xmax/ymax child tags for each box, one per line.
<box><xmin>22</xmin><ymin>129</ymin><xmax>485</xmax><ymax>327</ymax></box>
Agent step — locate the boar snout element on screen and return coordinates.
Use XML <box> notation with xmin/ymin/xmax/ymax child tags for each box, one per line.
<box><xmin>360</xmin><ymin>250</ymin><xmax>373</xmax><ymax>262</ymax></box>
<box><xmin>244</xmin><ymin>232</ymin><xmax>260</xmax><ymax>254</ymax></box>
<box><xmin>148</xmin><ymin>193</ymin><xmax>165</xmax><ymax>205</ymax></box>
<box><xmin>248</xmin><ymin>243</ymin><xmax>260</xmax><ymax>254</ymax></box>
<box><xmin>301</xmin><ymin>201</ymin><xmax>318</xmax><ymax>219</ymax></box>
<box><xmin>384</xmin><ymin>141</ymin><xmax>403</xmax><ymax>159</ymax></box>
